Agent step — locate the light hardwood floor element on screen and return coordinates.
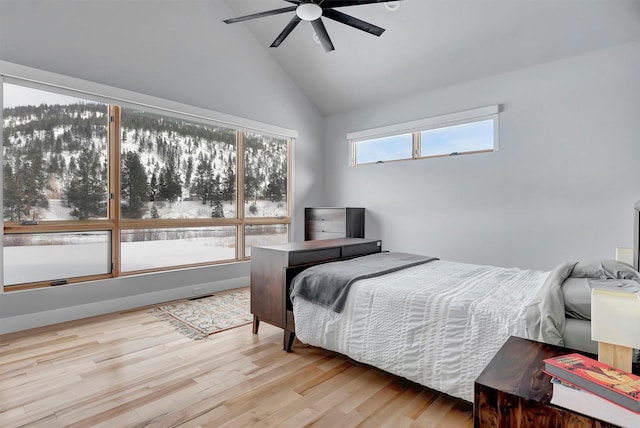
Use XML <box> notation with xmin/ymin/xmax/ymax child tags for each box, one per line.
<box><xmin>0</xmin><ymin>298</ymin><xmax>474</xmax><ymax>427</ymax></box>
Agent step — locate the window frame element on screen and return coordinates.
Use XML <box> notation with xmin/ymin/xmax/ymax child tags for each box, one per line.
<box><xmin>348</xmin><ymin>105</ymin><xmax>500</xmax><ymax>166</ymax></box>
<box><xmin>1</xmin><ymin>65</ymin><xmax>295</xmax><ymax>291</ymax></box>
<box><xmin>352</xmin><ymin>132</ymin><xmax>414</xmax><ymax>165</ymax></box>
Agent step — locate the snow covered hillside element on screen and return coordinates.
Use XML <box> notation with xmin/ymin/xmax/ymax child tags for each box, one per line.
<box><xmin>2</xmin><ymin>102</ymin><xmax>288</xmax><ymax>221</ymax></box>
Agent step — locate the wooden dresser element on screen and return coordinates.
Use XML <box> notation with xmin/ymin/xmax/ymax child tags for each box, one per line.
<box><xmin>250</xmin><ymin>238</ymin><xmax>382</xmax><ymax>351</ymax></box>
<box><xmin>304</xmin><ymin>207</ymin><xmax>365</xmax><ymax>240</ymax></box>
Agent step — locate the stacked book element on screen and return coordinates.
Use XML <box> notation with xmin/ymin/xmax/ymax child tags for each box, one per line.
<box><xmin>544</xmin><ymin>353</ymin><xmax>640</xmax><ymax>428</ymax></box>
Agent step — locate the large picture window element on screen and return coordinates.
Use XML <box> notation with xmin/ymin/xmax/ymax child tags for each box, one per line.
<box><xmin>2</xmin><ymin>80</ymin><xmax>292</xmax><ymax>290</ymax></box>
<box><xmin>3</xmin><ymin>84</ymin><xmax>109</xmax><ymax>221</ymax></box>
<box><xmin>243</xmin><ymin>132</ymin><xmax>288</xmax><ymax>218</ymax></box>
<box><xmin>120</xmin><ymin>107</ymin><xmax>238</xmax><ymax>220</ymax></box>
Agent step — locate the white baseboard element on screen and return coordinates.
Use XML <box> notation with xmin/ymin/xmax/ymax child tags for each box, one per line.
<box><xmin>0</xmin><ymin>276</ymin><xmax>249</xmax><ymax>335</ymax></box>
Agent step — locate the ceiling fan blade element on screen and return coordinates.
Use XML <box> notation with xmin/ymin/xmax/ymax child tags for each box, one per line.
<box><xmin>271</xmin><ymin>15</ymin><xmax>302</xmax><ymax>47</ymax></box>
<box><xmin>319</xmin><ymin>0</ymin><xmax>404</xmax><ymax>7</ymax></box>
<box><xmin>223</xmin><ymin>6</ymin><xmax>297</xmax><ymax>24</ymax></box>
<box><xmin>311</xmin><ymin>18</ymin><xmax>335</xmax><ymax>52</ymax></box>
<box><xmin>322</xmin><ymin>8</ymin><xmax>385</xmax><ymax>36</ymax></box>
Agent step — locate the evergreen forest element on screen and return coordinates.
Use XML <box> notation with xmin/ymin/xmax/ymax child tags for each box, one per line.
<box><xmin>2</xmin><ymin>102</ymin><xmax>288</xmax><ymax>222</ymax></box>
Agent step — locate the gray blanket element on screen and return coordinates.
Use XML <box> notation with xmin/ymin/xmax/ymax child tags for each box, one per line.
<box><xmin>290</xmin><ymin>252</ymin><xmax>438</xmax><ymax>312</ymax></box>
<box><xmin>525</xmin><ymin>259</ymin><xmax>640</xmax><ymax>346</ymax></box>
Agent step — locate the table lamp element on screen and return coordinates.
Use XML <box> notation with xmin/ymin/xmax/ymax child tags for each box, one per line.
<box><xmin>591</xmin><ymin>288</ymin><xmax>640</xmax><ymax>372</ymax></box>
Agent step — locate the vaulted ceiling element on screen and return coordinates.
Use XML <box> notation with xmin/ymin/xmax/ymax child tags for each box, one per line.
<box><xmin>222</xmin><ymin>0</ymin><xmax>640</xmax><ymax>116</ymax></box>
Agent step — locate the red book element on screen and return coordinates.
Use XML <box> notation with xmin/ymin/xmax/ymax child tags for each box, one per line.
<box><xmin>544</xmin><ymin>353</ymin><xmax>640</xmax><ymax>413</ymax></box>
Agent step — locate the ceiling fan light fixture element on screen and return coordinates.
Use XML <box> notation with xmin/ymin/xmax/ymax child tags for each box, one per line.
<box><xmin>296</xmin><ymin>3</ymin><xmax>322</xmax><ymax>21</ymax></box>
<box><xmin>224</xmin><ymin>0</ymin><xmax>402</xmax><ymax>52</ymax></box>
<box><xmin>384</xmin><ymin>2</ymin><xmax>400</xmax><ymax>12</ymax></box>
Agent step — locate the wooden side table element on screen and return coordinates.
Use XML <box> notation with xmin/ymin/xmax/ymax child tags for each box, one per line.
<box><xmin>474</xmin><ymin>336</ymin><xmax>623</xmax><ymax>427</ymax></box>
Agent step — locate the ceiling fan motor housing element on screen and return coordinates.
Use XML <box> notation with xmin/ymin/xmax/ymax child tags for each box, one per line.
<box><xmin>296</xmin><ymin>3</ymin><xmax>322</xmax><ymax>21</ymax></box>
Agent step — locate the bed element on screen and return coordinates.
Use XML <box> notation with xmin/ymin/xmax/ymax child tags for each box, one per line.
<box><xmin>289</xmin><ymin>252</ymin><xmax>640</xmax><ymax>402</ymax></box>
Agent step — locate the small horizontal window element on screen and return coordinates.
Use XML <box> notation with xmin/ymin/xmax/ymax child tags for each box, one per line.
<box><xmin>354</xmin><ymin>133</ymin><xmax>413</xmax><ymax>164</ymax></box>
<box><xmin>348</xmin><ymin>106</ymin><xmax>499</xmax><ymax>166</ymax></box>
<box><xmin>420</xmin><ymin>119</ymin><xmax>495</xmax><ymax>158</ymax></box>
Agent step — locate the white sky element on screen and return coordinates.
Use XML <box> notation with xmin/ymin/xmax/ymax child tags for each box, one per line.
<box><xmin>3</xmin><ymin>83</ymin><xmax>91</xmax><ymax>108</ymax></box>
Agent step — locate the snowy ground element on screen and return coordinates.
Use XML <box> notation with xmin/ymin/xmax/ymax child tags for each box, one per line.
<box><xmin>4</xmin><ymin>200</ymin><xmax>289</xmax><ymax>284</ymax></box>
<box><xmin>4</xmin><ymin>236</ymin><xmax>284</xmax><ymax>285</ymax></box>
<box><xmin>4</xmin><ymin>242</ymin><xmax>109</xmax><ymax>285</ymax></box>
<box><xmin>34</xmin><ymin>199</ymin><xmax>286</xmax><ymax>220</ymax></box>
<box><xmin>120</xmin><ymin>238</ymin><xmax>236</xmax><ymax>272</ymax></box>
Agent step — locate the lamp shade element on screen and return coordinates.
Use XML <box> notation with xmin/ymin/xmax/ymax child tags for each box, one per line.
<box><xmin>591</xmin><ymin>288</ymin><xmax>640</xmax><ymax>350</ymax></box>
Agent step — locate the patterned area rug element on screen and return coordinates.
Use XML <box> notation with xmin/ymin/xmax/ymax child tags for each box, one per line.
<box><xmin>150</xmin><ymin>288</ymin><xmax>252</xmax><ymax>339</ymax></box>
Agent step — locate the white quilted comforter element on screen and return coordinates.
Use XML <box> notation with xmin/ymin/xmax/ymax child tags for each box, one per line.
<box><xmin>292</xmin><ymin>259</ymin><xmax>550</xmax><ymax>402</ymax></box>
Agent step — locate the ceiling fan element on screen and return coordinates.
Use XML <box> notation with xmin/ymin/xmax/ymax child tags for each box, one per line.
<box><xmin>223</xmin><ymin>0</ymin><xmax>404</xmax><ymax>52</ymax></box>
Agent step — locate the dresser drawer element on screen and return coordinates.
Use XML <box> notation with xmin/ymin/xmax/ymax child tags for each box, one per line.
<box><xmin>305</xmin><ymin>208</ymin><xmax>345</xmax><ymax>221</ymax></box>
<box><xmin>306</xmin><ymin>231</ymin><xmax>345</xmax><ymax>241</ymax></box>
<box><xmin>289</xmin><ymin>247</ymin><xmax>342</xmax><ymax>266</ymax></box>
<box><xmin>305</xmin><ymin>220</ymin><xmax>346</xmax><ymax>234</ymax></box>
<box><xmin>304</xmin><ymin>207</ymin><xmax>365</xmax><ymax>241</ymax></box>
<box><xmin>342</xmin><ymin>240</ymin><xmax>382</xmax><ymax>257</ymax></box>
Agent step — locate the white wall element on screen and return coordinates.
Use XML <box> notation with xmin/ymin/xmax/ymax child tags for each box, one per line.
<box><xmin>2</xmin><ymin>0</ymin><xmax>638</xmax><ymax>333</ymax></box>
<box><xmin>324</xmin><ymin>40</ymin><xmax>640</xmax><ymax>271</ymax></box>
<box><xmin>0</xmin><ymin>0</ymin><xmax>325</xmax><ymax>333</ymax></box>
